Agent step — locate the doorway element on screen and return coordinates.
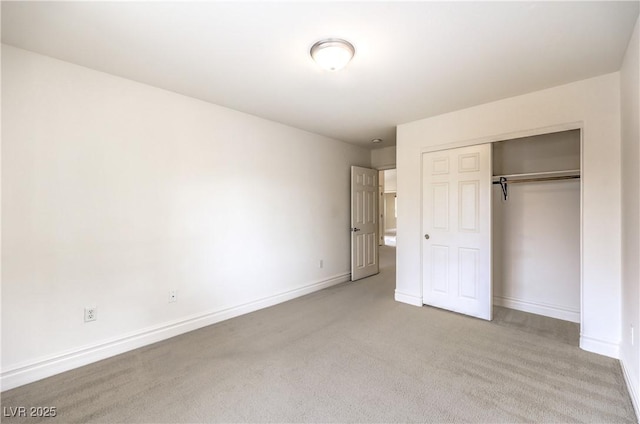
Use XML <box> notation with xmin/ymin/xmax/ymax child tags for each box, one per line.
<box><xmin>379</xmin><ymin>169</ymin><xmax>397</xmax><ymax>247</ymax></box>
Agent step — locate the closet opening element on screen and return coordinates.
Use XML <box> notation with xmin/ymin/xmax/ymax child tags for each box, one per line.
<box><xmin>491</xmin><ymin>129</ymin><xmax>581</xmax><ymax>344</ymax></box>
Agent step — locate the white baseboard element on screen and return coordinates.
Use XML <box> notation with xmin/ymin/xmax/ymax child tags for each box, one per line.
<box><xmin>1</xmin><ymin>272</ymin><xmax>351</xmax><ymax>392</ymax></box>
<box><xmin>493</xmin><ymin>296</ymin><xmax>620</xmax><ymax>360</ymax></box>
<box><xmin>621</xmin><ymin>357</ymin><xmax>640</xmax><ymax>421</ymax></box>
<box><xmin>395</xmin><ymin>290</ymin><xmax>422</xmax><ymax>307</ymax></box>
<box><xmin>580</xmin><ymin>335</ymin><xmax>620</xmax><ymax>359</ymax></box>
<box><xmin>493</xmin><ymin>295</ymin><xmax>580</xmax><ymax>323</ymax></box>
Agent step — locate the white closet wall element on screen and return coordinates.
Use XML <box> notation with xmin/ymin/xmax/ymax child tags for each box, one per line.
<box><xmin>492</xmin><ymin>130</ymin><xmax>581</xmax><ymax>322</ymax></box>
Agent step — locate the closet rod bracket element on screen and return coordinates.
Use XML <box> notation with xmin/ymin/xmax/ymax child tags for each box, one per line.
<box><xmin>499</xmin><ymin>177</ymin><xmax>508</xmax><ymax>201</ymax></box>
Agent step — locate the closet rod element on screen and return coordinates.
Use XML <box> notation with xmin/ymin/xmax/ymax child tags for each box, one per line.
<box><xmin>491</xmin><ymin>175</ymin><xmax>580</xmax><ymax>185</ymax></box>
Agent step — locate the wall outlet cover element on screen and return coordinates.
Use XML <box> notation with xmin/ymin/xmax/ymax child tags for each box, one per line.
<box><xmin>84</xmin><ymin>307</ymin><xmax>97</xmax><ymax>322</ymax></box>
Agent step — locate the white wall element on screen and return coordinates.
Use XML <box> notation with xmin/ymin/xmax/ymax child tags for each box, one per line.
<box><xmin>620</xmin><ymin>16</ymin><xmax>640</xmax><ymax>416</ymax></box>
<box><xmin>493</xmin><ymin>181</ymin><xmax>580</xmax><ymax>322</ymax></box>
<box><xmin>1</xmin><ymin>45</ymin><xmax>370</xmax><ymax>389</ymax></box>
<box><xmin>371</xmin><ymin>146</ymin><xmax>396</xmax><ymax>170</ymax></box>
<box><xmin>396</xmin><ymin>73</ymin><xmax>622</xmax><ymax>358</ymax></box>
<box><xmin>492</xmin><ymin>130</ymin><xmax>581</xmax><ymax>175</ymax></box>
<box><xmin>383</xmin><ymin>169</ymin><xmax>397</xmax><ymax>192</ymax></box>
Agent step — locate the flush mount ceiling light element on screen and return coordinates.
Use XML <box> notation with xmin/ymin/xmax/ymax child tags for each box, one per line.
<box><xmin>310</xmin><ymin>38</ymin><xmax>355</xmax><ymax>71</ymax></box>
<box><xmin>372</xmin><ymin>138</ymin><xmax>383</xmax><ymax>144</ymax></box>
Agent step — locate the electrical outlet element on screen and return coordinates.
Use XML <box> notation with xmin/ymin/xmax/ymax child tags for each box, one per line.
<box><xmin>169</xmin><ymin>290</ymin><xmax>177</xmax><ymax>303</ymax></box>
<box><xmin>84</xmin><ymin>307</ymin><xmax>97</xmax><ymax>322</ymax></box>
<box><xmin>319</xmin><ymin>259</ymin><xmax>324</xmax><ymax>268</ymax></box>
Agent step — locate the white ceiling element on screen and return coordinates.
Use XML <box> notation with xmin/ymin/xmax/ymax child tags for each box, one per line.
<box><xmin>2</xmin><ymin>1</ymin><xmax>638</xmax><ymax>148</ymax></box>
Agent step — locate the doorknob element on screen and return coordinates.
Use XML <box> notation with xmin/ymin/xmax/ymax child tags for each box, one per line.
<box><xmin>424</xmin><ymin>234</ymin><xmax>430</xmax><ymax>240</ymax></box>
<box><xmin>352</xmin><ymin>228</ymin><xmax>361</xmax><ymax>232</ymax></box>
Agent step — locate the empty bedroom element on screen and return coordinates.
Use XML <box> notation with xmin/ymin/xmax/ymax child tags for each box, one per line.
<box><xmin>2</xmin><ymin>1</ymin><xmax>639</xmax><ymax>423</ymax></box>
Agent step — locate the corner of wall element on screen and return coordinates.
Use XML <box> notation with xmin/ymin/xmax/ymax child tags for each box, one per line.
<box><xmin>621</xmin><ymin>358</ymin><xmax>640</xmax><ymax>420</ymax></box>
<box><xmin>580</xmin><ymin>335</ymin><xmax>620</xmax><ymax>359</ymax></box>
<box><xmin>394</xmin><ymin>290</ymin><xmax>422</xmax><ymax>307</ymax></box>
<box><xmin>619</xmin><ymin>12</ymin><xmax>640</xmax><ymax>421</ymax></box>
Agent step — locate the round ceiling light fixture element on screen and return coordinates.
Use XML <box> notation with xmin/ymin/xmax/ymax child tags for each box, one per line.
<box><xmin>372</xmin><ymin>138</ymin><xmax>383</xmax><ymax>144</ymax></box>
<box><xmin>310</xmin><ymin>38</ymin><xmax>355</xmax><ymax>71</ymax></box>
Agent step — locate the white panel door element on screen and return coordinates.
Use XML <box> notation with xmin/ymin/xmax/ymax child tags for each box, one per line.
<box><xmin>351</xmin><ymin>166</ymin><xmax>379</xmax><ymax>281</ymax></box>
<box><xmin>422</xmin><ymin>144</ymin><xmax>492</xmax><ymax>320</ymax></box>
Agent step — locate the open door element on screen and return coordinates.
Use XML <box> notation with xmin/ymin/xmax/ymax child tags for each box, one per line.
<box><xmin>351</xmin><ymin>166</ymin><xmax>379</xmax><ymax>281</ymax></box>
<box><xmin>422</xmin><ymin>144</ymin><xmax>492</xmax><ymax>320</ymax></box>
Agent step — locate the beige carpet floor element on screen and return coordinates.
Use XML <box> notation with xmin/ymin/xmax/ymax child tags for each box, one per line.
<box><xmin>1</xmin><ymin>246</ymin><xmax>636</xmax><ymax>423</ymax></box>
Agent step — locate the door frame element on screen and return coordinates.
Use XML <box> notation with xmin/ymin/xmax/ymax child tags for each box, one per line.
<box><xmin>419</xmin><ymin>122</ymin><xmax>584</xmax><ymax>328</ymax></box>
<box><xmin>378</xmin><ymin>170</ymin><xmax>385</xmax><ymax>246</ymax></box>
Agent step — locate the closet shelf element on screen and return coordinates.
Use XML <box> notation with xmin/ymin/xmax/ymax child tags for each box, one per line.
<box><xmin>492</xmin><ymin>169</ymin><xmax>580</xmax><ymax>182</ymax></box>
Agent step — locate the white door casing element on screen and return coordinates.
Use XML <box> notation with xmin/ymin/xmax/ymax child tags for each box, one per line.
<box><xmin>351</xmin><ymin>166</ymin><xmax>379</xmax><ymax>281</ymax></box>
<box><xmin>422</xmin><ymin>144</ymin><xmax>492</xmax><ymax>320</ymax></box>
<box><xmin>379</xmin><ymin>170</ymin><xmax>384</xmax><ymax>246</ymax></box>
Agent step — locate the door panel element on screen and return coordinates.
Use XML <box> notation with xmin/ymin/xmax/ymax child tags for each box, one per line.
<box><xmin>459</xmin><ymin>247</ymin><xmax>479</xmax><ymax>299</ymax></box>
<box><xmin>422</xmin><ymin>144</ymin><xmax>492</xmax><ymax>320</ymax></box>
<box><xmin>459</xmin><ymin>181</ymin><xmax>479</xmax><ymax>231</ymax></box>
<box><xmin>431</xmin><ymin>246</ymin><xmax>449</xmax><ymax>293</ymax></box>
<box><xmin>459</xmin><ymin>152</ymin><xmax>480</xmax><ymax>172</ymax></box>
<box><xmin>351</xmin><ymin>166</ymin><xmax>379</xmax><ymax>281</ymax></box>
<box><xmin>432</xmin><ymin>183</ymin><xmax>450</xmax><ymax>230</ymax></box>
